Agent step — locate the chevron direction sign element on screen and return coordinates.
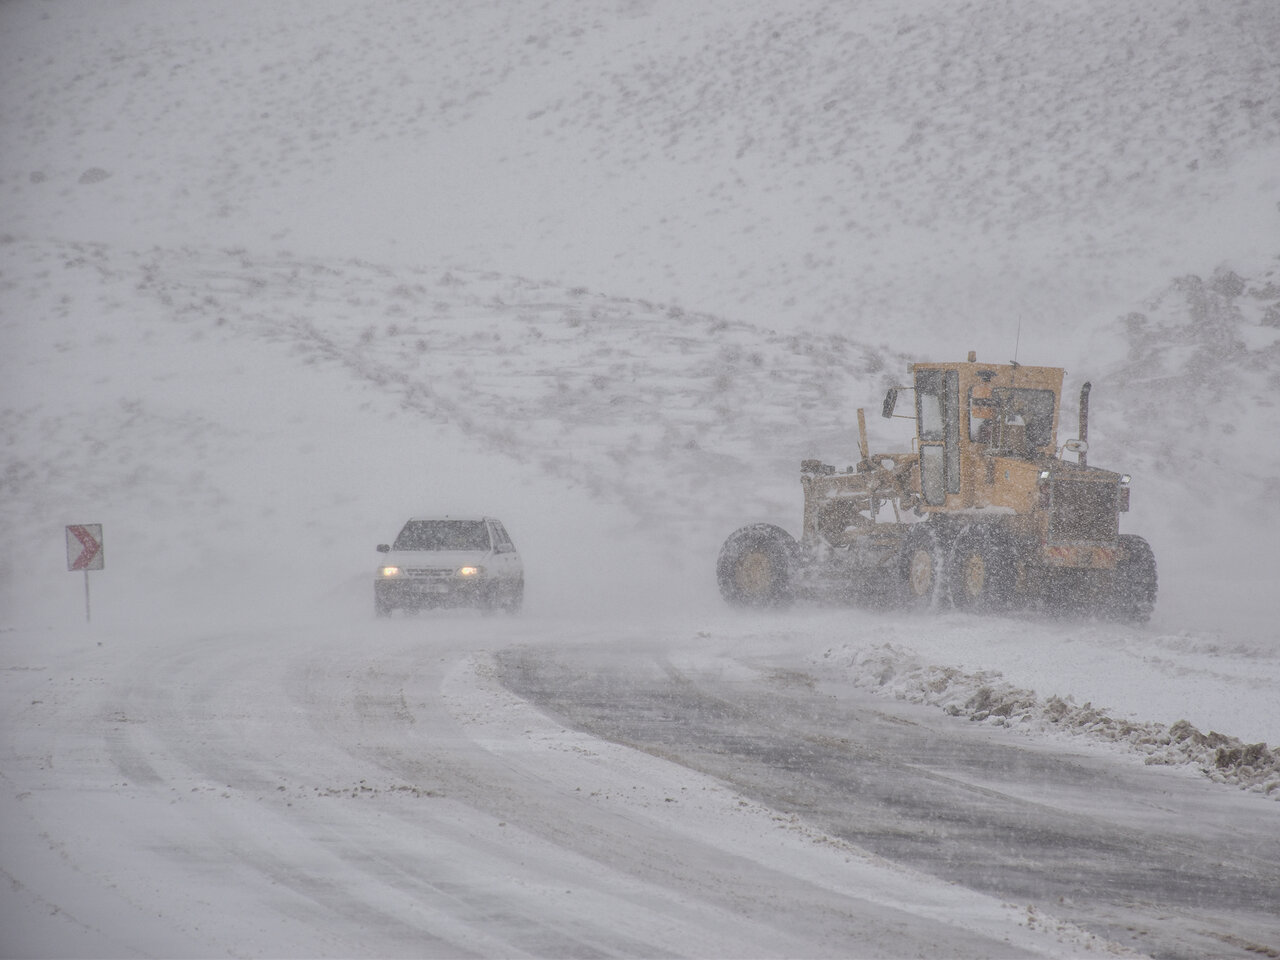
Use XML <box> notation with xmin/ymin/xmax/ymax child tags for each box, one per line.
<box><xmin>66</xmin><ymin>524</ymin><xmax>104</xmax><ymax>571</ymax></box>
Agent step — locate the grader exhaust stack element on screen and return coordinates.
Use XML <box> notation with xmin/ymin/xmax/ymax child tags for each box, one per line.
<box><xmin>1078</xmin><ymin>381</ymin><xmax>1091</xmax><ymax>467</ymax></box>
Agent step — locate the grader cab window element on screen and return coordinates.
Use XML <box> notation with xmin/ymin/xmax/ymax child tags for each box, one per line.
<box><xmin>916</xmin><ymin>368</ymin><xmax>960</xmax><ymax>504</ymax></box>
<box><xmin>919</xmin><ymin>386</ymin><xmax>944</xmax><ymax>440</ymax></box>
<box><xmin>969</xmin><ymin>387</ymin><xmax>1056</xmax><ymax>457</ymax></box>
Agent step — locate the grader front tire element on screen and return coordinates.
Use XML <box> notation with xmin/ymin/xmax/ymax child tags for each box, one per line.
<box><xmin>716</xmin><ymin>524</ymin><xmax>796</xmax><ymax>608</ymax></box>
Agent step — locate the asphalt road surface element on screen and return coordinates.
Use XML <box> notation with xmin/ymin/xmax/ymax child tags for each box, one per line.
<box><xmin>496</xmin><ymin>638</ymin><xmax>1280</xmax><ymax>960</ymax></box>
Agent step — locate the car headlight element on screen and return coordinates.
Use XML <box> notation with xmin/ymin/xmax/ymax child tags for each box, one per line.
<box><xmin>379</xmin><ymin>566</ymin><xmax>401</xmax><ymax>577</ymax></box>
<box><xmin>457</xmin><ymin>566</ymin><xmax>483</xmax><ymax>577</ymax></box>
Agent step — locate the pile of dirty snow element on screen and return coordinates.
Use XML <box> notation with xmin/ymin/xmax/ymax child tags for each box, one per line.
<box><xmin>821</xmin><ymin>639</ymin><xmax>1280</xmax><ymax>799</ymax></box>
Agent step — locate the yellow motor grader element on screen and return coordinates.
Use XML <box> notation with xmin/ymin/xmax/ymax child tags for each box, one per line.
<box><xmin>716</xmin><ymin>353</ymin><xmax>1157</xmax><ymax>621</ymax></box>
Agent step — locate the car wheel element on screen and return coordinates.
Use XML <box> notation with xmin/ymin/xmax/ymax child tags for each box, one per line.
<box><xmin>504</xmin><ymin>580</ymin><xmax>524</xmax><ymax>615</ymax></box>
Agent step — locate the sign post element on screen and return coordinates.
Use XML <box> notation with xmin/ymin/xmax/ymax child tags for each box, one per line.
<box><xmin>65</xmin><ymin>524</ymin><xmax>104</xmax><ymax>622</ymax></box>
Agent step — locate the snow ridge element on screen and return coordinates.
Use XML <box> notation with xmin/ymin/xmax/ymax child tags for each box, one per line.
<box><xmin>826</xmin><ymin>640</ymin><xmax>1280</xmax><ymax>799</ymax></box>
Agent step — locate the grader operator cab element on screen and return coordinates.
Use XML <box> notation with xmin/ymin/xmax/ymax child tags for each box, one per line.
<box><xmin>716</xmin><ymin>353</ymin><xmax>1157</xmax><ymax>621</ymax></box>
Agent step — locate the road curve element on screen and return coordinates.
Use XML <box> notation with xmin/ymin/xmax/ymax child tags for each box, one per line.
<box><xmin>496</xmin><ymin>636</ymin><xmax>1280</xmax><ymax>960</ymax></box>
<box><xmin>1</xmin><ymin>618</ymin><xmax>1117</xmax><ymax>958</ymax></box>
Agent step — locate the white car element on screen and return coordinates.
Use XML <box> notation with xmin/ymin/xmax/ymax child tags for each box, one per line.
<box><xmin>374</xmin><ymin>516</ymin><xmax>523</xmax><ymax>616</ymax></box>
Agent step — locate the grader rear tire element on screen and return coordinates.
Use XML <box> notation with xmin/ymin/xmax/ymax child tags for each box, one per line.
<box><xmin>1111</xmin><ymin>534</ymin><xmax>1157</xmax><ymax>623</ymax></box>
<box><xmin>948</xmin><ymin>527</ymin><xmax>1014</xmax><ymax>612</ymax></box>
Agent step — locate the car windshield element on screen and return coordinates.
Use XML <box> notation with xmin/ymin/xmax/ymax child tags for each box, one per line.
<box><xmin>393</xmin><ymin>520</ymin><xmax>490</xmax><ymax>552</ymax></box>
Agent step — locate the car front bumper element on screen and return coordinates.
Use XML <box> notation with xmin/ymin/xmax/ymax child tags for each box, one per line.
<box><xmin>375</xmin><ymin>577</ymin><xmax>487</xmax><ymax>610</ymax></box>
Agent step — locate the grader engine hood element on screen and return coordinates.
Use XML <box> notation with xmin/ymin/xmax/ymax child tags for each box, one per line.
<box><xmin>1039</xmin><ymin>461</ymin><xmax>1130</xmax><ymax>546</ymax></box>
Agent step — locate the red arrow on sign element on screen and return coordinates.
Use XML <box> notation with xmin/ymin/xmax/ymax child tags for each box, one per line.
<box><xmin>68</xmin><ymin>525</ymin><xmax>102</xmax><ymax>570</ymax></box>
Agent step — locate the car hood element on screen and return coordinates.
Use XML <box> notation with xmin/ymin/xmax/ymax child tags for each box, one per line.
<box><xmin>380</xmin><ymin>549</ymin><xmax>490</xmax><ymax>569</ymax></box>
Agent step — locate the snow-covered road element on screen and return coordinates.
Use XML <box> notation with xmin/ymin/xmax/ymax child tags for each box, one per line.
<box><xmin>501</xmin><ymin>631</ymin><xmax>1280</xmax><ymax>958</ymax></box>
<box><xmin>4</xmin><ymin>613</ymin><xmax>1277</xmax><ymax>958</ymax></box>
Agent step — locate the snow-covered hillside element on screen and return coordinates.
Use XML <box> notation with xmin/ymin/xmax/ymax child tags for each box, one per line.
<box><xmin>4</xmin><ymin>0</ymin><xmax>1279</xmax><ymax>342</ymax></box>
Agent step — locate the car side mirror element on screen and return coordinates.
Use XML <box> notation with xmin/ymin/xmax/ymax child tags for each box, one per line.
<box><xmin>376</xmin><ymin>544</ymin><xmax>390</xmax><ymax>553</ymax></box>
<box><xmin>882</xmin><ymin>388</ymin><xmax>898</xmax><ymax>419</ymax></box>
